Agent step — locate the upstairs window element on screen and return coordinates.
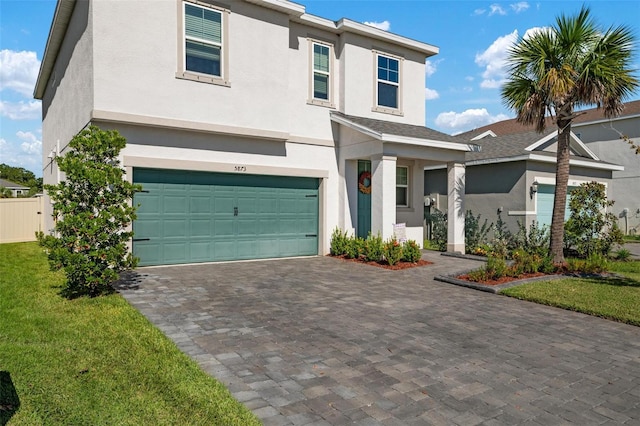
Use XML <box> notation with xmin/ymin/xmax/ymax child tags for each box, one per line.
<box><xmin>184</xmin><ymin>2</ymin><xmax>222</xmax><ymax>77</ymax></box>
<box><xmin>313</xmin><ymin>43</ymin><xmax>330</xmax><ymax>100</ymax></box>
<box><xmin>308</xmin><ymin>39</ymin><xmax>334</xmax><ymax>107</ymax></box>
<box><xmin>396</xmin><ymin>166</ymin><xmax>408</xmax><ymax>207</ymax></box>
<box><xmin>377</xmin><ymin>54</ymin><xmax>399</xmax><ymax>109</ymax></box>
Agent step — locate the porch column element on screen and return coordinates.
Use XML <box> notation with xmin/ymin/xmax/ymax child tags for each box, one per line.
<box><xmin>371</xmin><ymin>155</ymin><xmax>396</xmax><ymax>240</ymax></box>
<box><xmin>447</xmin><ymin>161</ymin><xmax>465</xmax><ymax>253</ymax></box>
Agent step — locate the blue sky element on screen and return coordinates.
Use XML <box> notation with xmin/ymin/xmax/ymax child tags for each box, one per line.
<box><xmin>1</xmin><ymin>0</ymin><xmax>639</xmax><ymax>177</ymax></box>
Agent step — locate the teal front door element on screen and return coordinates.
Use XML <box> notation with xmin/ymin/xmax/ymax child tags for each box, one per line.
<box><xmin>133</xmin><ymin>168</ymin><xmax>319</xmax><ymax>266</ymax></box>
<box><xmin>536</xmin><ymin>184</ymin><xmax>573</xmax><ymax>228</ymax></box>
<box><xmin>357</xmin><ymin>160</ymin><xmax>371</xmax><ymax>238</ymax></box>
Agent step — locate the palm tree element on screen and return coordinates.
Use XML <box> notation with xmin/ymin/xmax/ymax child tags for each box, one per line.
<box><xmin>501</xmin><ymin>6</ymin><xmax>638</xmax><ymax>263</ymax></box>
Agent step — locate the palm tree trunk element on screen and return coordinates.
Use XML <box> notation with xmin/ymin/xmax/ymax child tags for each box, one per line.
<box><xmin>550</xmin><ymin>116</ymin><xmax>572</xmax><ymax>264</ymax></box>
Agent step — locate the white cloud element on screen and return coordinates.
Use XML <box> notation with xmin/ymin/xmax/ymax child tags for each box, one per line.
<box><xmin>435</xmin><ymin>108</ymin><xmax>510</xmax><ymax>134</ymax></box>
<box><xmin>17</xmin><ymin>131</ymin><xmax>42</xmax><ymax>154</ymax></box>
<box><xmin>475</xmin><ymin>30</ymin><xmax>518</xmax><ymax>89</ymax></box>
<box><xmin>473</xmin><ymin>8</ymin><xmax>486</xmax><ymax>16</ymax></box>
<box><xmin>0</xmin><ymin>50</ymin><xmax>40</xmax><ymax>97</ymax></box>
<box><xmin>425</xmin><ymin>60</ymin><xmax>437</xmax><ymax>77</ymax></box>
<box><xmin>510</xmin><ymin>2</ymin><xmax>530</xmax><ymax>13</ymax></box>
<box><xmin>489</xmin><ymin>4</ymin><xmax>507</xmax><ymax>16</ymax></box>
<box><xmin>0</xmin><ymin>100</ymin><xmax>41</xmax><ymax>120</ymax></box>
<box><xmin>465</xmin><ymin>76</ymin><xmax>475</xmax><ymax>82</ymax></box>
<box><xmin>425</xmin><ymin>88</ymin><xmax>440</xmax><ymax>100</ymax></box>
<box><xmin>0</xmin><ymin>131</ymin><xmax>42</xmax><ymax>175</ymax></box>
<box><xmin>363</xmin><ymin>20</ymin><xmax>390</xmax><ymax>31</ymax></box>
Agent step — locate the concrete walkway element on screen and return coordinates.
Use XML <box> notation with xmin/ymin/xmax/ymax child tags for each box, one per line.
<box><xmin>117</xmin><ymin>252</ymin><xmax>640</xmax><ymax>425</ymax></box>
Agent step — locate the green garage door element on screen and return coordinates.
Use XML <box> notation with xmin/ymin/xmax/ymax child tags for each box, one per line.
<box><xmin>133</xmin><ymin>168</ymin><xmax>319</xmax><ymax>266</ymax></box>
<box><xmin>537</xmin><ymin>184</ymin><xmax>574</xmax><ymax>229</ymax></box>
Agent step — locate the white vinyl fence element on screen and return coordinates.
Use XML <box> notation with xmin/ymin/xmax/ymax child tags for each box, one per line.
<box><xmin>0</xmin><ymin>197</ymin><xmax>45</xmax><ymax>243</ymax></box>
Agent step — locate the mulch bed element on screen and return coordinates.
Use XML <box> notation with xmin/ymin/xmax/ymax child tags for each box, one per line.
<box><xmin>330</xmin><ymin>255</ymin><xmax>433</xmax><ymax>270</ymax></box>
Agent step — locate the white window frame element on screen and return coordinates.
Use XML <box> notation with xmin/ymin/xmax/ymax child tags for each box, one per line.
<box><xmin>176</xmin><ymin>0</ymin><xmax>230</xmax><ymax>86</ymax></box>
<box><xmin>396</xmin><ymin>165</ymin><xmax>409</xmax><ymax>207</ymax></box>
<box><xmin>308</xmin><ymin>39</ymin><xmax>334</xmax><ymax>108</ymax></box>
<box><xmin>373</xmin><ymin>51</ymin><xmax>403</xmax><ymax>116</ymax></box>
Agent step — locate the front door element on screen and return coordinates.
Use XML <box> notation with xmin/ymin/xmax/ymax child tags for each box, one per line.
<box><xmin>357</xmin><ymin>160</ymin><xmax>371</xmax><ymax>238</ymax></box>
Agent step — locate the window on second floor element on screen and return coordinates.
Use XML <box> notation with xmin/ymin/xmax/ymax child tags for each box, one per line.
<box><xmin>308</xmin><ymin>40</ymin><xmax>334</xmax><ymax>107</ymax></box>
<box><xmin>396</xmin><ymin>166</ymin><xmax>408</xmax><ymax>207</ymax></box>
<box><xmin>184</xmin><ymin>2</ymin><xmax>222</xmax><ymax>77</ymax></box>
<box><xmin>375</xmin><ymin>53</ymin><xmax>401</xmax><ymax>113</ymax></box>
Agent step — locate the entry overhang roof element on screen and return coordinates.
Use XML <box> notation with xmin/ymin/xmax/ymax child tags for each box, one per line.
<box><xmin>330</xmin><ymin>112</ymin><xmax>480</xmax><ymax>152</ymax></box>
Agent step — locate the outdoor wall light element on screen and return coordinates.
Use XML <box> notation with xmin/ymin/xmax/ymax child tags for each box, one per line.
<box><xmin>530</xmin><ymin>181</ymin><xmax>539</xmax><ymax>199</ymax></box>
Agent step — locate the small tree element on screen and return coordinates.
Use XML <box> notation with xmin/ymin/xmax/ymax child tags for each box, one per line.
<box><xmin>38</xmin><ymin>126</ymin><xmax>141</xmax><ymax>298</ymax></box>
<box><xmin>564</xmin><ymin>182</ymin><xmax>623</xmax><ymax>258</ymax></box>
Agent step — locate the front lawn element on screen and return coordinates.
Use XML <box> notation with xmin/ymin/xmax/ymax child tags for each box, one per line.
<box><xmin>0</xmin><ymin>242</ymin><xmax>260</xmax><ymax>425</ymax></box>
<box><xmin>500</xmin><ymin>260</ymin><xmax>640</xmax><ymax>326</ymax></box>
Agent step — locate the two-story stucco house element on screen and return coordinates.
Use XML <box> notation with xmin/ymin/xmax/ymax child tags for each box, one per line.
<box><xmin>35</xmin><ymin>0</ymin><xmax>477</xmax><ymax>266</ymax></box>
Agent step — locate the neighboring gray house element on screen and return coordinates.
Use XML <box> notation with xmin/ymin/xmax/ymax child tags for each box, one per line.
<box><xmin>0</xmin><ymin>179</ymin><xmax>30</xmax><ymax>197</ymax></box>
<box><xmin>425</xmin><ymin>119</ymin><xmax>623</xmax><ymax>235</ymax></box>
<box><xmin>440</xmin><ymin>101</ymin><xmax>639</xmax><ymax>235</ymax></box>
<box><xmin>34</xmin><ymin>0</ymin><xmax>477</xmax><ymax>266</ymax></box>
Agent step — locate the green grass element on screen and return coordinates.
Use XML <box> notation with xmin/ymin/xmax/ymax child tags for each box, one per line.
<box><xmin>623</xmin><ymin>234</ymin><xmax>640</xmax><ymax>242</ymax></box>
<box><xmin>0</xmin><ymin>242</ymin><xmax>260</xmax><ymax>425</ymax></box>
<box><xmin>500</xmin><ymin>260</ymin><xmax>640</xmax><ymax>326</ymax></box>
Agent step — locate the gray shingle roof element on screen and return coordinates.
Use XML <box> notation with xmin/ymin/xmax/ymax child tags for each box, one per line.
<box><xmin>332</xmin><ymin>112</ymin><xmax>477</xmax><ymax>147</ymax></box>
<box><xmin>466</xmin><ymin>131</ymin><xmax>544</xmax><ymax>161</ymax></box>
<box><xmin>0</xmin><ymin>178</ymin><xmax>29</xmax><ymax>189</ymax></box>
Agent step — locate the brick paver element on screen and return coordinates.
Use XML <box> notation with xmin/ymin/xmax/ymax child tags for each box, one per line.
<box><xmin>117</xmin><ymin>252</ymin><xmax>640</xmax><ymax>425</ymax></box>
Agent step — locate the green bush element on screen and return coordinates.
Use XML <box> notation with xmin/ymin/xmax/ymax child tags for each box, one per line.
<box><xmin>383</xmin><ymin>237</ymin><xmax>403</xmax><ymax>266</ymax></box>
<box><xmin>514</xmin><ymin>220</ymin><xmax>550</xmax><ymax>257</ymax></box>
<box><xmin>330</xmin><ymin>227</ymin><xmax>350</xmax><ymax>256</ymax></box>
<box><xmin>615</xmin><ymin>248</ymin><xmax>632</xmax><ymax>262</ymax></box>
<box><xmin>490</xmin><ymin>213</ymin><xmax>516</xmax><ymax>258</ymax></box>
<box><xmin>402</xmin><ymin>240</ymin><xmax>422</xmax><ymax>263</ymax></box>
<box><xmin>38</xmin><ymin>126</ymin><xmax>141</xmax><ymax>298</ymax></box>
<box><xmin>564</xmin><ymin>182</ymin><xmax>623</xmax><ymax>258</ymax></box>
<box><xmin>426</xmin><ymin>209</ymin><xmax>447</xmax><ymax>251</ymax></box>
<box><xmin>363</xmin><ymin>232</ymin><xmax>384</xmax><ymax>262</ymax></box>
<box><xmin>465</xmin><ymin>210</ymin><xmax>492</xmax><ymax>253</ymax></box>
<box><xmin>345</xmin><ymin>237</ymin><xmax>365</xmax><ymax>259</ymax></box>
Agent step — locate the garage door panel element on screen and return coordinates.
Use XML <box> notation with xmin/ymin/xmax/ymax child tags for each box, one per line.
<box><xmin>190</xmin><ymin>219</ymin><xmax>211</xmax><ymax>237</ymax></box>
<box><xmin>133</xmin><ymin>168</ymin><xmax>318</xmax><ymax>266</ymax></box>
<box><xmin>164</xmin><ymin>195</ymin><xmax>188</xmax><ymax>213</ymax></box>
<box><xmin>213</xmin><ymin>219</ymin><xmax>235</xmax><ymax>236</ymax></box>
<box><xmin>163</xmin><ymin>243</ymin><xmax>188</xmax><ymax>263</ymax></box>
<box><xmin>189</xmin><ymin>242</ymin><xmax>211</xmax><ymax>262</ymax></box>
<box><xmin>163</xmin><ymin>219</ymin><xmax>188</xmax><ymax>237</ymax></box>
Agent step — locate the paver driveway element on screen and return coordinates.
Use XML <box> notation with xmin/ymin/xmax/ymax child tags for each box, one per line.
<box><xmin>118</xmin><ymin>252</ymin><xmax>640</xmax><ymax>425</ymax></box>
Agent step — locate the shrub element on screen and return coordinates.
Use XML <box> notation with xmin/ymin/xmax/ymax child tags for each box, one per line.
<box><xmin>427</xmin><ymin>209</ymin><xmax>447</xmax><ymax>251</ymax></box>
<box><xmin>345</xmin><ymin>237</ymin><xmax>365</xmax><ymax>259</ymax></box>
<box><xmin>486</xmin><ymin>254</ymin><xmax>508</xmax><ymax>280</ymax></box>
<box><xmin>383</xmin><ymin>237</ymin><xmax>403</xmax><ymax>266</ymax></box>
<box><xmin>564</xmin><ymin>182</ymin><xmax>624</xmax><ymax>258</ymax></box>
<box><xmin>566</xmin><ymin>254</ymin><xmax>609</xmax><ymax>274</ymax></box>
<box><xmin>38</xmin><ymin>126</ymin><xmax>141</xmax><ymax>298</ymax></box>
<box><xmin>465</xmin><ymin>210</ymin><xmax>492</xmax><ymax>253</ymax></box>
<box><xmin>330</xmin><ymin>227</ymin><xmax>350</xmax><ymax>256</ymax></box>
<box><xmin>363</xmin><ymin>232</ymin><xmax>384</xmax><ymax>262</ymax></box>
<box><xmin>514</xmin><ymin>220</ymin><xmax>549</xmax><ymax>257</ymax></box>
<box><xmin>402</xmin><ymin>240</ymin><xmax>422</xmax><ymax>263</ymax></box>
<box><xmin>615</xmin><ymin>248</ymin><xmax>632</xmax><ymax>262</ymax></box>
<box><xmin>490</xmin><ymin>213</ymin><xmax>516</xmax><ymax>258</ymax></box>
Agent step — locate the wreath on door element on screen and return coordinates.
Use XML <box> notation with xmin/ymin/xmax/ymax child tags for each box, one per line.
<box><xmin>358</xmin><ymin>171</ymin><xmax>372</xmax><ymax>194</ymax></box>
